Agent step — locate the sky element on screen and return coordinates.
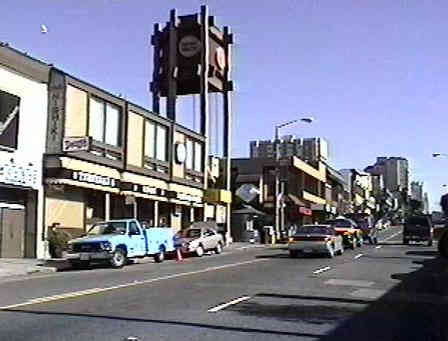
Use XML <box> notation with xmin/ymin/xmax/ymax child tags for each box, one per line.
<box><xmin>1</xmin><ymin>0</ymin><xmax>447</xmax><ymax>210</ymax></box>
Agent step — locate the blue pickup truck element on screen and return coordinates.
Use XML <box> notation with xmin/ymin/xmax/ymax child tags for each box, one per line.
<box><xmin>66</xmin><ymin>219</ymin><xmax>175</xmax><ymax>268</ymax></box>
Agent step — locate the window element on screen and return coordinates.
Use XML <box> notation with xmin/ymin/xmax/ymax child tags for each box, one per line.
<box><xmin>129</xmin><ymin>222</ymin><xmax>140</xmax><ymax>235</ymax></box>
<box><xmin>206</xmin><ymin>229</ymin><xmax>216</xmax><ymax>236</ymax></box>
<box><xmin>0</xmin><ymin>89</ymin><xmax>20</xmax><ymax>150</ymax></box>
<box><xmin>186</xmin><ymin>139</ymin><xmax>194</xmax><ymax>169</ymax></box>
<box><xmin>144</xmin><ymin>121</ymin><xmax>155</xmax><ymax>158</ymax></box>
<box><xmin>88</xmin><ymin>97</ymin><xmax>104</xmax><ymax>142</ymax></box>
<box><xmin>88</xmin><ymin>97</ymin><xmax>122</xmax><ymax>147</ymax></box>
<box><xmin>105</xmin><ymin>103</ymin><xmax>120</xmax><ymax>146</ymax></box>
<box><xmin>144</xmin><ymin>120</ymin><xmax>169</xmax><ymax>163</ymax></box>
<box><xmin>194</xmin><ymin>142</ymin><xmax>202</xmax><ymax>172</ymax></box>
<box><xmin>156</xmin><ymin>125</ymin><xmax>167</xmax><ymax>161</ymax></box>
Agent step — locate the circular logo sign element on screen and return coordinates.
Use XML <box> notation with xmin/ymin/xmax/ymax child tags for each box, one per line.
<box><xmin>178</xmin><ymin>35</ymin><xmax>201</xmax><ymax>58</ymax></box>
<box><xmin>215</xmin><ymin>47</ymin><xmax>226</xmax><ymax>70</ymax></box>
<box><xmin>175</xmin><ymin>143</ymin><xmax>187</xmax><ymax>164</ymax></box>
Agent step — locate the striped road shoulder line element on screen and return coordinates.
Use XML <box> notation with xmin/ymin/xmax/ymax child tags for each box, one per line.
<box><xmin>313</xmin><ymin>266</ymin><xmax>331</xmax><ymax>274</ymax></box>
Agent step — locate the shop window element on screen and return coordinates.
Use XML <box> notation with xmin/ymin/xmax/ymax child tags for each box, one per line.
<box><xmin>86</xmin><ymin>190</ymin><xmax>105</xmax><ymax>223</ymax></box>
<box><xmin>88</xmin><ymin>97</ymin><xmax>122</xmax><ymax>147</ymax></box>
<box><xmin>0</xmin><ymin>89</ymin><xmax>20</xmax><ymax>150</ymax></box>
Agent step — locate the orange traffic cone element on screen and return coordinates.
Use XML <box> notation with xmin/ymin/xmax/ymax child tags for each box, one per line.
<box><xmin>176</xmin><ymin>248</ymin><xmax>184</xmax><ymax>262</ymax></box>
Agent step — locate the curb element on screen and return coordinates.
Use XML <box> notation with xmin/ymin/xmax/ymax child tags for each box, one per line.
<box><xmin>26</xmin><ymin>266</ymin><xmax>58</xmax><ymax>274</ymax></box>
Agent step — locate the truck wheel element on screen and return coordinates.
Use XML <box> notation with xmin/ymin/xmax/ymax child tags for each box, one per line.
<box><xmin>110</xmin><ymin>249</ymin><xmax>126</xmax><ymax>268</ymax></box>
<box><xmin>215</xmin><ymin>243</ymin><xmax>223</xmax><ymax>254</ymax></box>
<box><xmin>154</xmin><ymin>250</ymin><xmax>165</xmax><ymax>263</ymax></box>
<box><xmin>196</xmin><ymin>245</ymin><xmax>204</xmax><ymax>257</ymax></box>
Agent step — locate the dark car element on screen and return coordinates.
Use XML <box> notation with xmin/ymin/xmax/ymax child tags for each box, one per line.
<box><xmin>403</xmin><ymin>215</ymin><xmax>433</xmax><ymax>246</ymax></box>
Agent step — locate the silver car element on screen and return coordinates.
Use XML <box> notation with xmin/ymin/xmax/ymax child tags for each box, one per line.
<box><xmin>176</xmin><ymin>224</ymin><xmax>224</xmax><ymax>257</ymax></box>
<box><xmin>288</xmin><ymin>225</ymin><xmax>344</xmax><ymax>258</ymax></box>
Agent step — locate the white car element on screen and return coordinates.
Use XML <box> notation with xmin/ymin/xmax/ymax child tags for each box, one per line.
<box><xmin>288</xmin><ymin>225</ymin><xmax>344</xmax><ymax>258</ymax></box>
<box><xmin>175</xmin><ymin>223</ymin><xmax>224</xmax><ymax>257</ymax></box>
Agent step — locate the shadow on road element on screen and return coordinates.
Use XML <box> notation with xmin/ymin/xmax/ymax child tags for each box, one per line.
<box><xmin>376</xmin><ymin>242</ymin><xmax>403</xmax><ymax>246</ymax></box>
<box><xmin>320</xmin><ymin>254</ymin><xmax>448</xmax><ymax>340</ymax></box>
<box><xmin>255</xmin><ymin>253</ymin><xmax>290</xmax><ymax>259</ymax></box>
<box><xmin>406</xmin><ymin>250</ymin><xmax>439</xmax><ymax>257</ymax></box>
<box><xmin>231</xmin><ymin>253</ymin><xmax>448</xmax><ymax>340</ymax></box>
<box><xmin>1</xmin><ymin>309</ymin><xmax>322</xmax><ymax>338</ymax></box>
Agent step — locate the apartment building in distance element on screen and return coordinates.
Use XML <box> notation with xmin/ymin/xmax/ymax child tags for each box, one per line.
<box><xmin>250</xmin><ymin>136</ymin><xmax>329</xmax><ymax>163</ymax></box>
<box><xmin>365</xmin><ymin>157</ymin><xmax>409</xmax><ymax>193</ymax></box>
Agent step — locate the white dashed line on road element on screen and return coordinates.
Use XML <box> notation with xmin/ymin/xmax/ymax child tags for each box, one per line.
<box><xmin>354</xmin><ymin>254</ymin><xmax>363</xmax><ymax>259</ymax></box>
<box><xmin>375</xmin><ymin>246</ymin><xmax>382</xmax><ymax>249</ymax></box>
<box><xmin>313</xmin><ymin>266</ymin><xmax>331</xmax><ymax>274</ymax></box>
<box><xmin>383</xmin><ymin>231</ymin><xmax>402</xmax><ymax>242</ymax></box>
<box><xmin>208</xmin><ymin>296</ymin><xmax>251</xmax><ymax>313</ymax></box>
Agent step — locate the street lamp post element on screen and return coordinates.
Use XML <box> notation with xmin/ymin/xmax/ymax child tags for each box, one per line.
<box><xmin>274</xmin><ymin>117</ymin><xmax>314</xmax><ymax>241</ymax></box>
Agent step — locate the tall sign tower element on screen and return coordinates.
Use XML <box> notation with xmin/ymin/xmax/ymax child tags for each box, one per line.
<box><xmin>150</xmin><ymin>5</ymin><xmax>234</xmax><ymax>240</ymax></box>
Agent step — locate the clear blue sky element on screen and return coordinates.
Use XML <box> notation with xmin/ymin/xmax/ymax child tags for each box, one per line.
<box><xmin>1</xmin><ymin>0</ymin><xmax>447</xmax><ymax>210</ymax></box>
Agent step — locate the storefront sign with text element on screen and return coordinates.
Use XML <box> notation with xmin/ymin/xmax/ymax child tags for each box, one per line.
<box><xmin>0</xmin><ymin>162</ymin><xmax>38</xmax><ymax>188</ymax></box>
<box><xmin>72</xmin><ymin>171</ymin><xmax>117</xmax><ymax>187</ymax></box>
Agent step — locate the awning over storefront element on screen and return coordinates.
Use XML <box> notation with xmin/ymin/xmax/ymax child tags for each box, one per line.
<box><xmin>233</xmin><ymin>205</ymin><xmax>266</xmax><ymax>216</ymax></box>
<box><xmin>120</xmin><ymin>190</ymin><xmax>168</xmax><ymax>202</ymax></box>
<box><xmin>285</xmin><ymin>194</ymin><xmax>307</xmax><ymax>206</ymax></box>
<box><xmin>46</xmin><ymin>178</ymin><xmax>120</xmax><ymax>194</ymax></box>
<box><xmin>235</xmin><ymin>174</ymin><xmax>262</xmax><ymax>184</ymax></box>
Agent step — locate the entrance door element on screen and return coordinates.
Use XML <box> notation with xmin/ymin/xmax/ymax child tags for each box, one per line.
<box><xmin>1</xmin><ymin>208</ymin><xmax>25</xmax><ymax>258</ymax></box>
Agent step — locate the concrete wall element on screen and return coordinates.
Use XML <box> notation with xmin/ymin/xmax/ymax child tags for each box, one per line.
<box><xmin>127</xmin><ymin>111</ymin><xmax>144</xmax><ymax>167</ymax></box>
<box><xmin>0</xmin><ymin>64</ymin><xmax>48</xmax><ymax>258</ymax></box>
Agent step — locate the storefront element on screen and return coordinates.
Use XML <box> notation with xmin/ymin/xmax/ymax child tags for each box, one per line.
<box><xmin>0</xmin><ymin>160</ymin><xmax>40</xmax><ymax>258</ymax></box>
<box><xmin>44</xmin><ymin>159</ymin><xmax>122</xmax><ymax>239</ymax></box>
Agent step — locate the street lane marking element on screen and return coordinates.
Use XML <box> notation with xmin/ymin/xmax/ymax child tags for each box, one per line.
<box><xmin>325</xmin><ymin>279</ymin><xmax>374</xmax><ymax>287</ymax></box>
<box><xmin>375</xmin><ymin>246</ymin><xmax>382</xmax><ymax>249</ymax></box>
<box><xmin>313</xmin><ymin>266</ymin><xmax>331</xmax><ymax>274</ymax></box>
<box><xmin>383</xmin><ymin>231</ymin><xmax>402</xmax><ymax>242</ymax></box>
<box><xmin>354</xmin><ymin>254</ymin><xmax>363</xmax><ymax>259</ymax></box>
<box><xmin>0</xmin><ymin>259</ymin><xmax>267</xmax><ymax>310</ymax></box>
<box><xmin>208</xmin><ymin>296</ymin><xmax>251</xmax><ymax>313</ymax></box>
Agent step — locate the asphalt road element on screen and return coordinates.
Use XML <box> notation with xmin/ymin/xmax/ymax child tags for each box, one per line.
<box><xmin>1</xmin><ymin>227</ymin><xmax>447</xmax><ymax>341</ymax></box>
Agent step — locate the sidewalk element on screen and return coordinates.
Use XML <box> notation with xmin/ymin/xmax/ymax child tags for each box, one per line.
<box><xmin>0</xmin><ymin>258</ymin><xmax>58</xmax><ymax>279</ymax></box>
